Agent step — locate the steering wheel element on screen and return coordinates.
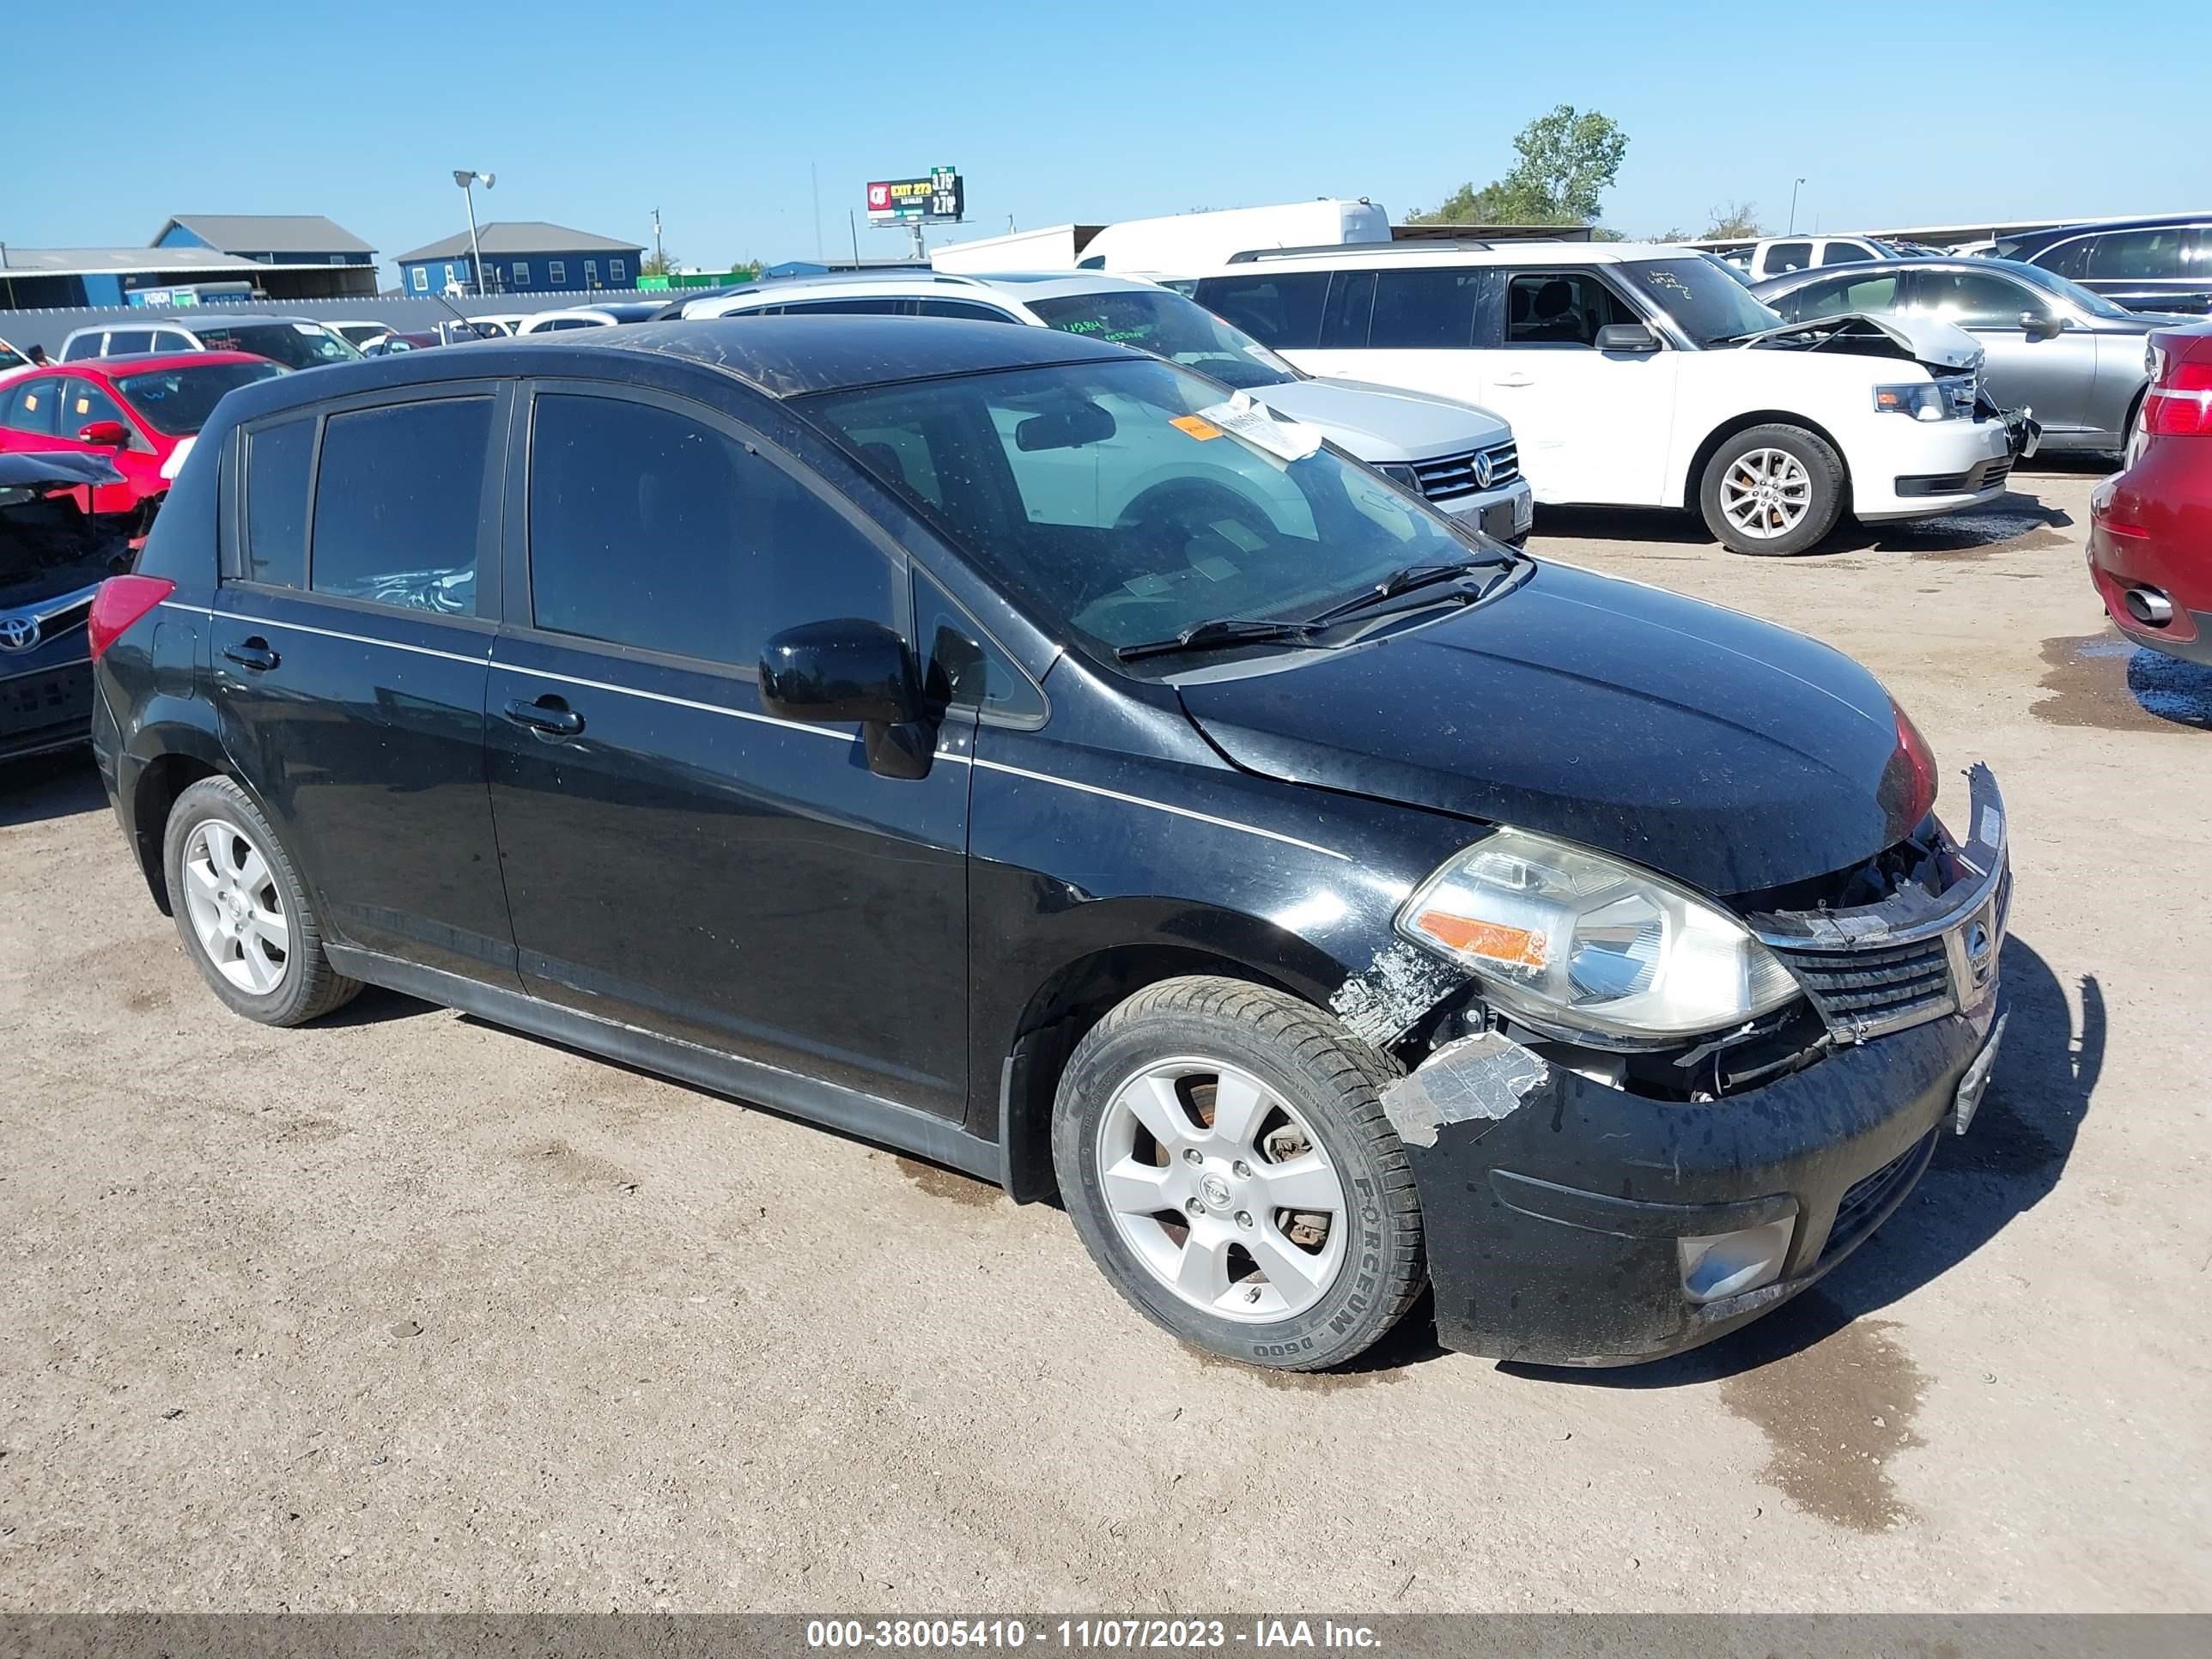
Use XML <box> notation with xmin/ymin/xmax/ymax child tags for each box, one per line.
<box><xmin>1114</xmin><ymin>478</ymin><xmax>1275</xmax><ymax>557</ymax></box>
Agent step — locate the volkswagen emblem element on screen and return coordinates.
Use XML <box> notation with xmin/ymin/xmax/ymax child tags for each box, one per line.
<box><xmin>0</xmin><ymin>613</ymin><xmax>39</xmax><ymax>653</ymax></box>
<box><xmin>1963</xmin><ymin>918</ymin><xmax>1996</xmax><ymax>988</ymax></box>
<box><xmin>1472</xmin><ymin>450</ymin><xmax>1496</xmax><ymax>490</ymax></box>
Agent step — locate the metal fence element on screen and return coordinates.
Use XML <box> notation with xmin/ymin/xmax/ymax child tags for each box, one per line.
<box><xmin>0</xmin><ymin>290</ymin><xmax>651</xmax><ymax>355</ymax></box>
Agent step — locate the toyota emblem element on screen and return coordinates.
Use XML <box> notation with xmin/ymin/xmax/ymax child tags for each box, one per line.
<box><xmin>0</xmin><ymin>613</ymin><xmax>39</xmax><ymax>653</ymax></box>
<box><xmin>1472</xmin><ymin>450</ymin><xmax>1495</xmax><ymax>490</ymax></box>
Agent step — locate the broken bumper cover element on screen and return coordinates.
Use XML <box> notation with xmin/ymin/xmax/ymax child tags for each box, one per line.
<box><xmin>1387</xmin><ymin>1001</ymin><xmax>1996</xmax><ymax>1366</ymax></box>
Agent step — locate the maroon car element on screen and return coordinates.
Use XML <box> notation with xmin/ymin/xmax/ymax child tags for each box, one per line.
<box><xmin>2088</xmin><ymin>323</ymin><xmax>2212</xmax><ymax>663</ymax></box>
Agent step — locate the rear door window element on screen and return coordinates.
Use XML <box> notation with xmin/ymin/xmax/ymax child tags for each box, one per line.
<box><xmin>243</xmin><ymin>417</ymin><xmax>315</xmax><ymax>586</ymax></box>
<box><xmin>2087</xmin><ymin>228</ymin><xmax>2197</xmax><ymax>281</ymax></box>
<box><xmin>308</xmin><ymin>398</ymin><xmax>495</xmax><ymax>615</ymax></box>
<box><xmin>1190</xmin><ymin>272</ymin><xmax>1330</xmax><ymax>348</ymax></box>
<box><xmin>1</xmin><ymin>379</ymin><xmax>62</xmax><ymax>438</ymax></box>
<box><xmin>525</xmin><ymin>392</ymin><xmax>898</xmax><ymax>669</ymax></box>
<box><xmin>1817</xmin><ymin>240</ymin><xmax>1877</xmax><ymax>266</ymax></box>
<box><xmin>1320</xmin><ymin>270</ymin><xmax>1375</xmax><ymax>347</ymax></box>
<box><xmin>1368</xmin><ymin>268</ymin><xmax>1484</xmax><ymax>349</ymax></box>
<box><xmin>60</xmin><ymin>334</ymin><xmax>103</xmax><ymax>362</ymax></box>
<box><xmin>105</xmin><ymin>330</ymin><xmax>155</xmax><ymax>354</ymax></box>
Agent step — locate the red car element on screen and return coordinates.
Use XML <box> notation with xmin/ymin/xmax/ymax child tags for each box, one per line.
<box><xmin>2089</xmin><ymin>322</ymin><xmax>2212</xmax><ymax>665</ymax></box>
<box><xmin>0</xmin><ymin>352</ymin><xmax>285</xmax><ymax>515</ymax></box>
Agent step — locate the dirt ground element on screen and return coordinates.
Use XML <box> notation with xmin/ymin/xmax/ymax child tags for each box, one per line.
<box><xmin>3</xmin><ymin>460</ymin><xmax>2207</xmax><ymax>1614</ymax></box>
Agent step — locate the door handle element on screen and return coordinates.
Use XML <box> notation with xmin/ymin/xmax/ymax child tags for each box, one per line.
<box><xmin>222</xmin><ymin>638</ymin><xmax>279</xmax><ymax>672</ymax></box>
<box><xmin>502</xmin><ymin>695</ymin><xmax>584</xmax><ymax>737</ymax></box>
<box><xmin>1493</xmin><ymin>374</ymin><xmax>1536</xmax><ymax>388</ymax></box>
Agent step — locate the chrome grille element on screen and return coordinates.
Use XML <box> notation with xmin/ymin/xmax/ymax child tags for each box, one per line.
<box><xmin>1770</xmin><ymin>936</ymin><xmax>1955</xmax><ymax>1040</ymax></box>
<box><xmin>1412</xmin><ymin>441</ymin><xmax>1519</xmax><ymax>501</ymax></box>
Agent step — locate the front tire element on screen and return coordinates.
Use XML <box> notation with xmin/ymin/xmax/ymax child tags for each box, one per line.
<box><xmin>163</xmin><ymin>776</ymin><xmax>361</xmax><ymax>1026</ymax></box>
<box><xmin>1698</xmin><ymin>423</ymin><xmax>1845</xmax><ymax>556</ymax></box>
<box><xmin>1051</xmin><ymin>976</ymin><xmax>1425</xmax><ymax>1371</ymax></box>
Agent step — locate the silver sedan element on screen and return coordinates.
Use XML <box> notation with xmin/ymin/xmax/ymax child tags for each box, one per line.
<box><xmin>1751</xmin><ymin>257</ymin><xmax>2193</xmax><ymax>453</ymax></box>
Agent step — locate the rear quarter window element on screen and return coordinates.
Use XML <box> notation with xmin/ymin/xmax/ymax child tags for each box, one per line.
<box><xmin>243</xmin><ymin>418</ymin><xmax>315</xmax><ymax>587</ymax></box>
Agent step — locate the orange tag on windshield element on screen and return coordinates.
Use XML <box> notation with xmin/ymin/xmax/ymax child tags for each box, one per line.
<box><xmin>1170</xmin><ymin>415</ymin><xmax>1223</xmax><ymax>441</ymax></box>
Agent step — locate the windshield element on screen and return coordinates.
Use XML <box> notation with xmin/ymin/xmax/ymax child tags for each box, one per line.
<box><xmin>1620</xmin><ymin>258</ymin><xmax>1784</xmax><ymax>345</ymax></box>
<box><xmin>2002</xmin><ymin>259</ymin><xmax>2137</xmax><ymax>320</ymax></box>
<box><xmin>195</xmin><ymin>322</ymin><xmax>362</xmax><ymax>370</ymax></box>
<box><xmin>116</xmin><ymin>361</ymin><xmax>286</xmax><ymax>435</ymax></box>
<box><xmin>1023</xmin><ymin>289</ymin><xmax>1298</xmax><ymax>391</ymax></box>
<box><xmin>801</xmin><ymin>356</ymin><xmax>1504</xmax><ymax>667</ymax></box>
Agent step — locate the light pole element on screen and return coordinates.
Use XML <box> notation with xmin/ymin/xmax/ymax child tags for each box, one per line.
<box><xmin>1787</xmin><ymin>177</ymin><xmax>1807</xmax><ymax>235</ymax></box>
<box><xmin>651</xmin><ymin>207</ymin><xmax>664</xmax><ymax>276</ymax></box>
<box><xmin>453</xmin><ymin>170</ymin><xmax>495</xmax><ymax>296</ymax></box>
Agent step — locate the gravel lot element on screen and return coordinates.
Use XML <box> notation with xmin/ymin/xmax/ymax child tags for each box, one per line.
<box><xmin>3</xmin><ymin>461</ymin><xmax>2207</xmax><ymax>1614</ymax></box>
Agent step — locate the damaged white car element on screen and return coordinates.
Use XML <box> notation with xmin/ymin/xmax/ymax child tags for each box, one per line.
<box><xmin>1194</xmin><ymin>244</ymin><xmax>2039</xmax><ymax>554</ymax></box>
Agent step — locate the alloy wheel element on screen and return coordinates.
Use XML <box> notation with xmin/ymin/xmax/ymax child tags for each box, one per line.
<box><xmin>1718</xmin><ymin>447</ymin><xmax>1814</xmax><ymax>539</ymax></box>
<box><xmin>1095</xmin><ymin>1057</ymin><xmax>1349</xmax><ymax>1322</ymax></box>
<box><xmin>179</xmin><ymin>818</ymin><xmax>290</xmax><ymax>995</ymax></box>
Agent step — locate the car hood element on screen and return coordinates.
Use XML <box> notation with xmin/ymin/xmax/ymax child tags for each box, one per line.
<box><xmin>0</xmin><ymin>451</ymin><xmax>126</xmax><ymax>492</ymax></box>
<box><xmin>1174</xmin><ymin>561</ymin><xmax>1922</xmax><ymax>897</ymax></box>
<box><xmin>1735</xmin><ymin>310</ymin><xmax>1982</xmax><ymax>373</ymax></box>
<box><xmin>1254</xmin><ymin>377</ymin><xmax>1512</xmax><ymax>462</ymax></box>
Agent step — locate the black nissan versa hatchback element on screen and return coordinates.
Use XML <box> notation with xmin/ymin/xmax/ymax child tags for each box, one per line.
<box><xmin>88</xmin><ymin>318</ymin><xmax>2012</xmax><ymax>1370</ymax></box>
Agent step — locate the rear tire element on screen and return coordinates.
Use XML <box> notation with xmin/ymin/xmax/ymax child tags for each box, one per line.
<box><xmin>1698</xmin><ymin>423</ymin><xmax>1846</xmax><ymax>556</ymax></box>
<box><xmin>163</xmin><ymin>776</ymin><xmax>361</xmax><ymax>1027</ymax></box>
<box><xmin>1051</xmin><ymin>975</ymin><xmax>1425</xmax><ymax>1371</ymax></box>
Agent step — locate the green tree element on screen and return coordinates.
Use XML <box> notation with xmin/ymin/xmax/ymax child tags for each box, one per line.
<box><xmin>640</xmin><ymin>248</ymin><xmax>682</xmax><ymax>278</ymax></box>
<box><xmin>1408</xmin><ymin>106</ymin><xmax>1629</xmax><ymax>227</ymax></box>
<box><xmin>1702</xmin><ymin>200</ymin><xmax>1764</xmax><ymax>239</ymax></box>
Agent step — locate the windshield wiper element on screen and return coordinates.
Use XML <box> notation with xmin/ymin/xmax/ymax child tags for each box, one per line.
<box><xmin>1302</xmin><ymin>561</ymin><xmax>1501</xmax><ymax>628</ymax></box>
<box><xmin>1115</xmin><ymin>617</ymin><xmax>1326</xmax><ymax>663</ymax></box>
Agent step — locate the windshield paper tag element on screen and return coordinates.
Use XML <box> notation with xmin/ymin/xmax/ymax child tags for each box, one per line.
<box><xmin>1193</xmin><ymin>392</ymin><xmax>1325</xmax><ymax>464</ymax></box>
<box><xmin>1170</xmin><ymin>414</ymin><xmax>1223</xmax><ymax>441</ymax></box>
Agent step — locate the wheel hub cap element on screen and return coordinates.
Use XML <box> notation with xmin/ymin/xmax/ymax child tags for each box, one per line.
<box><xmin>180</xmin><ymin>817</ymin><xmax>289</xmax><ymax>996</ymax></box>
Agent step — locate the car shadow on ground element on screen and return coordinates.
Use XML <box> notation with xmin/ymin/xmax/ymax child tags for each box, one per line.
<box><xmin>0</xmin><ymin>748</ymin><xmax>106</xmax><ymax>828</ymax></box>
<box><xmin>1504</xmin><ymin>933</ymin><xmax>2099</xmax><ymax>1387</ymax></box>
<box><xmin>1532</xmin><ymin>489</ymin><xmax>2078</xmax><ymax>559</ymax></box>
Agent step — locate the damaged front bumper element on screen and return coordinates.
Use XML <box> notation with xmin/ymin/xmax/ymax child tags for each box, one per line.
<box><xmin>1382</xmin><ymin>766</ymin><xmax>2011</xmax><ymax>1367</ymax></box>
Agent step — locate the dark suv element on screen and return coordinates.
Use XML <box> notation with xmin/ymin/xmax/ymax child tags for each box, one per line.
<box><xmin>88</xmin><ymin>319</ymin><xmax>2011</xmax><ymax>1370</ymax></box>
<box><xmin>1990</xmin><ymin>216</ymin><xmax>2212</xmax><ymax>315</ymax></box>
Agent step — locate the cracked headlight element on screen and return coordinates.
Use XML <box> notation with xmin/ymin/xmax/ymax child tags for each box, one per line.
<box><xmin>1397</xmin><ymin>828</ymin><xmax>1801</xmax><ymax>1043</ymax></box>
<box><xmin>1873</xmin><ymin>380</ymin><xmax>1960</xmax><ymax>421</ymax></box>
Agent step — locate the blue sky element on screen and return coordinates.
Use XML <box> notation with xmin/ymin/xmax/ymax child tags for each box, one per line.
<box><xmin>8</xmin><ymin>0</ymin><xmax>2203</xmax><ymax>283</ymax></box>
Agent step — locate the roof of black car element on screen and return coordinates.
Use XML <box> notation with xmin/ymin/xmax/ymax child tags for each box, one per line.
<box><xmin>590</xmin><ymin>315</ymin><xmax>1134</xmax><ymax>396</ymax></box>
<box><xmin>208</xmin><ymin>316</ymin><xmax>1137</xmax><ymax>422</ymax></box>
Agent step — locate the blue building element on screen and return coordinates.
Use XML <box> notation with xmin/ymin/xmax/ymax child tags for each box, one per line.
<box><xmin>392</xmin><ymin>222</ymin><xmax>647</xmax><ymax>297</ymax></box>
<box><xmin>153</xmin><ymin>215</ymin><xmax>379</xmax><ymax>277</ymax></box>
<box><xmin>0</xmin><ymin>214</ymin><xmax>380</xmax><ymax>308</ymax></box>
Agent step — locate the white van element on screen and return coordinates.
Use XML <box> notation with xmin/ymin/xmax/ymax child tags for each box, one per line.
<box><xmin>1194</xmin><ymin>243</ymin><xmax>2029</xmax><ymax>555</ymax></box>
<box><xmin>932</xmin><ymin>200</ymin><xmax>1389</xmax><ymax>283</ymax></box>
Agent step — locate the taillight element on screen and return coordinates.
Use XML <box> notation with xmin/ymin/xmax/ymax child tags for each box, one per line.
<box><xmin>2142</xmin><ymin>353</ymin><xmax>2212</xmax><ymax>438</ymax></box>
<box><xmin>86</xmin><ymin>574</ymin><xmax>175</xmax><ymax>662</ymax></box>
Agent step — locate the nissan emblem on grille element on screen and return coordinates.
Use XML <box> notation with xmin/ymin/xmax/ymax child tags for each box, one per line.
<box><xmin>0</xmin><ymin>614</ymin><xmax>40</xmax><ymax>653</ymax></box>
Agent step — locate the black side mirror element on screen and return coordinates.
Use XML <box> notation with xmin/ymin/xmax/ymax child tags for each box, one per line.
<box><xmin>1016</xmin><ymin>402</ymin><xmax>1115</xmax><ymax>451</ymax></box>
<box><xmin>1595</xmin><ymin>323</ymin><xmax>1660</xmax><ymax>353</ymax></box>
<box><xmin>759</xmin><ymin>618</ymin><xmax>934</xmax><ymax>780</ymax></box>
<box><xmin>2021</xmin><ymin>311</ymin><xmax>2063</xmax><ymax>341</ymax></box>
